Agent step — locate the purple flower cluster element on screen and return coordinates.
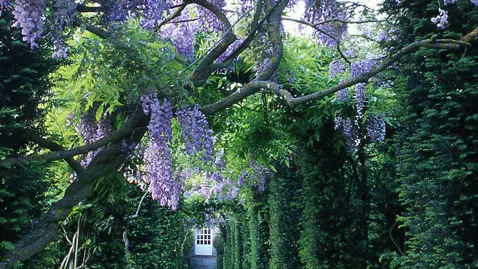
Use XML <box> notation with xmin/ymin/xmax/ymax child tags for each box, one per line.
<box><xmin>53</xmin><ymin>0</ymin><xmax>77</xmax><ymax>27</ymax></box>
<box><xmin>350</xmin><ymin>59</ymin><xmax>375</xmax><ymax>78</ymax></box>
<box><xmin>334</xmin><ymin>116</ymin><xmax>357</xmax><ymax>151</ymax></box>
<box><xmin>336</xmin><ymin>88</ymin><xmax>348</xmax><ymax>103</ymax></box>
<box><xmin>237</xmin><ymin>0</ymin><xmax>254</xmax><ymax>14</ymax></box>
<box><xmin>146</xmin><ymin>96</ymin><xmax>173</xmax><ymax>142</ymax></box>
<box><xmin>176</xmin><ymin>106</ymin><xmax>214</xmax><ymax>162</ymax></box>
<box><xmin>208</xmin><ymin>172</ymin><xmax>238</xmax><ymax>200</ymax></box>
<box><xmin>329</xmin><ymin>59</ymin><xmax>346</xmax><ymax>79</ymax></box>
<box><xmin>216</xmin><ymin>39</ymin><xmax>244</xmax><ymax>64</ymax></box>
<box><xmin>106</xmin><ymin>1</ymin><xmax>129</xmax><ymax>22</ymax></box>
<box><xmin>0</xmin><ymin>0</ymin><xmax>11</xmax><ymax>14</ymax></box>
<box><xmin>160</xmin><ymin>8</ymin><xmax>198</xmax><ymax>59</ymax></box>
<box><xmin>75</xmin><ymin>109</ymin><xmax>113</xmax><ymax>167</ymax></box>
<box><xmin>366</xmin><ymin>114</ymin><xmax>386</xmax><ymax>142</ymax></box>
<box><xmin>205</xmin><ymin>211</ymin><xmax>225</xmax><ymax>228</ymax></box>
<box><xmin>77</xmin><ymin>109</ymin><xmax>98</xmax><ymax>144</ymax></box>
<box><xmin>141</xmin><ymin>94</ymin><xmax>181</xmax><ymax>210</ymax></box>
<box><xmin>355</xmin><ymin>83</ymin><xmax>366</xmax><ymax>118</ymax></box>
<box><xmin>120</xmin><ymin>140</ymin><xmax>138</xmax><ymax>157</ymax></box>
<box><xmin>180</xmin><ymin>169</ymin><xmax>242</xmax><ymax>201</ymax></box>
<box><xmin>247</xmin><ymin>159</ymin><xmax>270</xmax><ymax>193</ymax></box>
<box><xmin>255</xmin><ymin>166</ymin><xmax>269</xmax><ymax>192</ymax></box>
<box><xmin>197</xmin><ymin>0</ymin><xmax>226</xmax><ymax>32</ymax></box>
<box><xmin>96</xmin><ymin>113</ymin><xmax>112</xmax><ymax>139</ymax></box>
<box><xmin>303</xmin><ymin>0</ymin><xmax>348</xmax><ymax>47</ymax></box>
<box><xmin>144</xmin><ymin>141</ymin><xmax>181</xmax><ymax>210</ymax></box>
<box><xmin>140</xmin><ymin>0</ymin><xmax>168</xmax><ymax>29</ymax></box>
<box><xmin>431</xmin><ymin>9</ymin><xmax>448</xmax><ymax>30</ymax></box>
<box><xmin>350</xmin><ymin>59</ymin><xmax>375</xmax><ymax>117</ymax></box>
<box><xmin>12</xmin><ymin>0</ymin><xmax>46</xmax><ymax>49</ymax></box>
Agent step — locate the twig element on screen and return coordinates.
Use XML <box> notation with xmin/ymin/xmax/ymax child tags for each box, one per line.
<box><xmin>389</xmin><ymin>221</ymin><xmax>404</xmax><ymax>256</ymax></box>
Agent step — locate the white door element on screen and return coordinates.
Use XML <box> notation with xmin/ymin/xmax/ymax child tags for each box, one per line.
<box><xmin>195</xmin><ymin>228</ymin><xmax>213</xmax><ymax>255</ymax></box>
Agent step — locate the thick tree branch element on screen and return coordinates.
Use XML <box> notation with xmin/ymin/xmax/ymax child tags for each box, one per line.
<box><xmin>462</xmin><ymin>27</ymin><xmax>478</xmax><ymax>43</ymax></box>
<box><xmin>187</xmin><ymin>0</ymin><xmax>237</xmax><ymax>86</ymax></box>
<box><xmin>274</xmin><ymin>38</ymin><xmax>472</xmax><ymax>107</ymax></box>
<box><xmin>199</xmin><ymin>0</ymin><xmax>289</xmax><ymax>114</ymax></box>
<box><xmin>200</xmin><ymin>81</ymin><xmax>278</xmax><ymax>115</ymax></box>
<box><xmin>255</xmin><ymin>0</ymin><xmax>288</xmax><ymax>81</ymax></box>
<box><xmin>0</xmin><ymin>110</ymin><xmax>146</xmax><ymax>169</ymax></box>
<box><xmin>10</xmin><ymin>128</ymin><xmax>83</xmax><ymax>173</ymax></box>
<box><xmin>210</xmin><ymin>1</ymin><xmax>269</xmax><ymax>70</ymax></box>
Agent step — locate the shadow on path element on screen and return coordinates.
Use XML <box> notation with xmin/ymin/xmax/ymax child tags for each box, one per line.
<box><xmin>190</xmin><ymin>255</ymin><xmax>216</xmax><ymax>269</ymax></box>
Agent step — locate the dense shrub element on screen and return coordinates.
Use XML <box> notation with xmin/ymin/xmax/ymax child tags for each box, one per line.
<box><xmin>384</xmin><ymin>0</ymin><xmax>478</xmax><ymax>267</ymax></box>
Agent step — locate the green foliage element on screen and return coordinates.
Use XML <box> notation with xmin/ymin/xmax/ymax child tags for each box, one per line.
<box><xmin>67</xmin><ymin>176</ymin><xmax>192</xmax><ymax>269</ymax></box>
<box><xmin>214</xmin><ymin>228</ymin><xmax>225</xmax><ymax>269</ymax></box>
<box><xmin>384</xmin><ymin>0</ymin><xmax>478</xmax><ymax>267</ymax></box>
<box><xmin>0</xmin><ymin>12</ymin><xmax>61</xmax><ymax>267</ymax></box>
<box><xmin>246</xmin><ymin>188</ymin><xmax>270</xmax><ymax>269</ymax></box>
<box><xmin>49</xmin><ymin>20</ymin><xmax>187</xmax><ymax>138</ymax></box>
<box><xmin>268</xmin><ymin>165</ymin><xmax>302</xmax><ymax>269</ymax></box>
<box><xmin>295</xmin><ymin>118</ymin><xmax>363</xmax><ymax>269</ymax></box>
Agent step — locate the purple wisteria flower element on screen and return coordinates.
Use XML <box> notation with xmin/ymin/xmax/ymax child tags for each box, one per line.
<box><xmin>12</xmin><ymin>0</ymin><xmax>46</xmax><ymax>49</ymax></box>
<box><xmin>176</xmin><ymin>106</ymin><xmax>214</xmax><ymax>162</ymax></box>
<box><xmin>366</xmin><ymin>114</ymin><xmax>386</xmax><ymax>142</ymax></box>
<box><xmin>302</xmin><ymin>0</ymin><xmax>348</xmax><ymax>47</ymax></box>
<box><xmin>0</xmin><ymin>0</ymin><xmax>11</xmax><ymax>14</ymax></box>
<box><xmin>334</xmin><ymin>116</ymin><xmax>357</xmax><ymax>151</ymax></box>
<box><xmin>336</xmin><ymin>88</ymin><xmax>348</xmax><ymax>103</ymax></box>
<box><xmin>75</xmin><ymin>109</ymin><xmax>113</xmax><ymax>167</ymax></box>
<box><xmin>197</xmin><ymin>0</ymin><xmax>226</xmax><ymax>32</ymax></box>
<box><xmin>140</xmin><ymin>0</ymin><xmax>168</xmax><ymax>29</ymax></box>
<box><xmin>160</xmin><ymin>7</ymin><xmax>197</xmax><ymax>59</ymax></box>
<box><xmin>140</xmin><ymin>94</ymin><xmax>181</xmax><ymax>210</ymax></box>
<box><xmin>329</xmin><ymin>59</ymin><xmax>346</xmax><ymax>78</ymax></box>
<box><xmin>355</xmin><ymin>83</ymin><xmax>366</xmax><ymax>118</ymax></box>
<box><xmin>431</xmin><ymin>9</ymin><xmax>448</xmax><ymax>30</ymax></box>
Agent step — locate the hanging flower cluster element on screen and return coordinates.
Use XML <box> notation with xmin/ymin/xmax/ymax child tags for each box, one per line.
<box><xmin>176</xmin><ymin>106</ymin><xmax>214</xmax><ymax>162</ymax></box>
<box><xmin>140</xmin><ymin>93</ymin><xmax>181</xmax><ymax>210</ymax></box>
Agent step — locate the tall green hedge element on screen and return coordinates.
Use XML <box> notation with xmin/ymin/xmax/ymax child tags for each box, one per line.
<box><xmin>0</xmin><ymin>11</ymin><xmax>59</xmax><ymax>267</ymax></box>
<box><xmin>268</xmin><ymin>165</ymin><xmax>302</xmax><ymax>269</ymax></box>
<box><xmin>385</xmin><ymin>0</ymin><xmax>478</xmax><ymax>267</ymax></box>
<box><xmin>247</xmin><ymin>189</ymin><xmax>270</xmax><ymax>269</ymax></box>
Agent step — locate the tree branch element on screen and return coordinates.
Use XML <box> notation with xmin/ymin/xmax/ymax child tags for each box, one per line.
<box><xmin>0</xmin><ymin>127</ymin><xmax>83</xmax><ymax>173</ymax></box>
<box><xmin>0</xmin><ymin>110</ymin><xmax>146</xmax><ymax>168</ymax></box>
<box><xmin>200</xmin><ymin>81</ymin><xmax>278</xmax><ymax>116</ymax></box>
<box><xmin>210</xmin><ymin>1</ymin><xmax>269</xmax><ymax>70</ymax></box>
<box><xmin>20</xmin><ymin>128</ymin><xmax>84</xmax><ymax>174</ymax></box>
<box><xmin>274</xmin><ymin>38</ymin><xmax>471</xmax><ymax>107</ymax></box>
<box><xmin>282</xmin><ymin>17</ymin><xmax>351</xmax><ymax>64</ymax></box>
<box><xmin>156</xmin><ymin>3</ymin><xmax>188</xmax><ymax>29</ymax></box>
<box><xmin>187</xmin><ymin>0</ymin><xmax>237</xmax><ymax>86</ymax></box>
<box><xmin>76</xmin><ymin>4</ymin><xmax>101</xmax><ymax>13</ymax></box>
